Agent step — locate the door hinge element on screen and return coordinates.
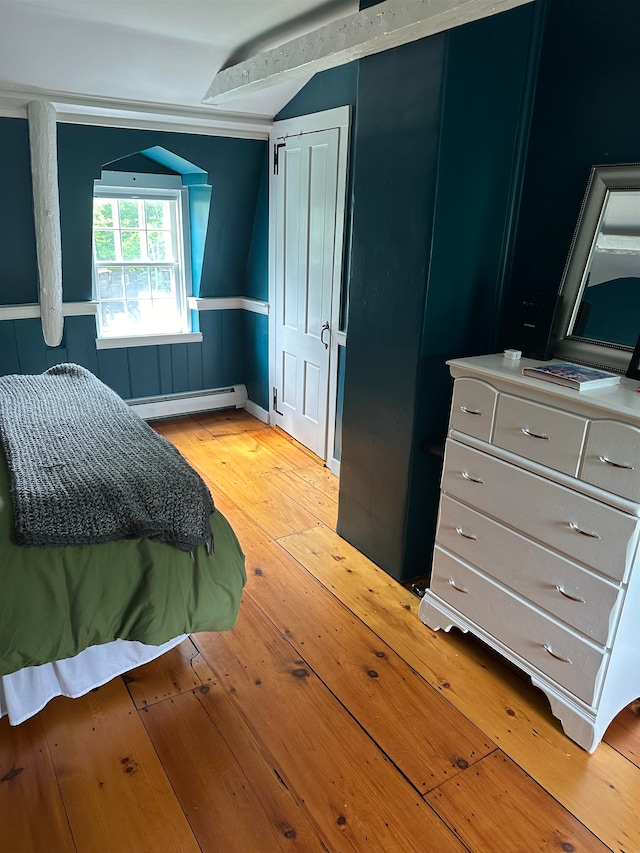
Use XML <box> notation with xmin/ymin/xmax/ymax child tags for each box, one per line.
<box><xmin>273</xmin><ymin>141</ymin><xmax>286</xmax><ymax>175</ymax></box>
<box><xmin>273</xmin><ymin>386</ymin><xmax>283</xmax><ymax>415</ymax></box>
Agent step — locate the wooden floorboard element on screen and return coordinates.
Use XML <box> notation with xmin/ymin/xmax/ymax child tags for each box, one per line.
<box><xmin>194</xmin><ymin>597</ymin><xmax>467</xmax><ymax>852</ymax></box>
<box><xmin>1</xmin><ymin>410</ymin><xmax>638</xmax><ymax>853</ymax></box>
<box><xmin>426</xmin><ymin>750</ymin><xmax>611</xmax><ymax>852</ymax></box>
<box><xmin>141</xmin><ymin>689</ymin><xmax>316</xmax><ymax>852</ymax></box>
<box><xmin>279</xmin><ymin>525</ymin><xmax>640</xmax><ymax>853</ymax></box>
<box><xmin>0</xmin><ymin>713</ymin><xmax>75</xmax><ymax>853</ymax></box>
<box><xmin>39</xmin><ymin>678</ymin><xmax>201</xmax><ymax>853</ymax></box>
<box><xmin>226</xmin><ymin>500</ymin><xmax>495</xmax><ymax>793</ymax></box>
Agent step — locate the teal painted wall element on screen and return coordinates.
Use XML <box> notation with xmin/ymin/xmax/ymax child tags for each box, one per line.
<box><xmin>404</xmin><ymin>4</ymin><xmax>542</xmax><ymax>579</ymax></box>
<box><xmin>0</xmin><ymin>118</ymin><xmax>267</xmax><ymax>402</ymax></box>
<box><xmin>337</xmin><ymin>35</ymin><xmax>447</xmax><ymax>577</ymax></box>
<box><xmin>242</xmin><ymin>151</ymin><xmax>270</xmax><ymax>410</ymax></box>
<box><xmin>243</xmin><ymin>311</ymin><xmax>269</xmax><ymax>410</ymax></box>
<box><xmin>505</xmin><ymin>0</ymin><xmax>640</xmax><ymax>310</ymax></box>
<box><xmin>55</xmin><ymin>124</ymin><xmax>264</xmax><ymax>303</ymax></box>
<box><xmin>0</xmin><ymin>119</ymin><xmax>38</xmax><ymax>303</ymax></box>
<box><xmin>245</xmin><ymin>152</ymin><xmax>269</xmax><ymax>302</ymax></box>
<box><xmin>334</xmin><ymin>345</ymin><xmax>346</xmax><ymax>462</ymax></box>
<box><xmin>276</xmin><ymin>63</ymin><xmax>358</xmax><ymax>121</ymax></box>
<box><xmin>335</xmin><ymin>6</ymin><xmax>541</xmax><ymax>581</ymax></box>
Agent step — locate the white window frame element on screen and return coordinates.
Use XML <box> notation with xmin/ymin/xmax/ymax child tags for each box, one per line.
<box><xmin>93</xmin><ymin>171</ymin><xmax>201</xmax><ymax>349</ymax></box>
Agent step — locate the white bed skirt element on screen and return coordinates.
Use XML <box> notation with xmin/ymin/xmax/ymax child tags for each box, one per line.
<box><xmin>0</xmin><ymin>635</ymin><xmax>188</xmax><ymax>726</ymax></box>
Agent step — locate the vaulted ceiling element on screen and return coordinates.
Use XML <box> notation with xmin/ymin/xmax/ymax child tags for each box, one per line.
<box><xmin>0</xmin><ymin>0</ymin><xmax>534</xmax><ymax>125</ymax></box>
<box><xmin>0</xmin><ymin>0</ymin><xmax>358</xmax><ymax>118</ymax></box>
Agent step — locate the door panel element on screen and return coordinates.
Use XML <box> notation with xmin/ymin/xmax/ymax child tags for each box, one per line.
<box><xmin>273</xmin><ymin>128</ymin><xmax>340</xmax><ymax>458</ymax></box>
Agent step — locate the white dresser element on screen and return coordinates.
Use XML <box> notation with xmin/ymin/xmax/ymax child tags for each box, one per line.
<box><xmin>419</xmin><ymin>353</ymin><xmax>640</xmax><ymax>752</ymax></box>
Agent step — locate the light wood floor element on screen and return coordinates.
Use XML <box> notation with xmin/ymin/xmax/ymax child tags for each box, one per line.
<box><xmin>1</xmin><ymin>411</ymin><xmax>638</xmax><ymax>853</ymax></box>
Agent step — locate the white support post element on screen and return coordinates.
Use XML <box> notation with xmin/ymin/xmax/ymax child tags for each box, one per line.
<box><xmin>28</xmin><ymin>100</ymin><xmax>64</xmax><ymax>347</ymax></box>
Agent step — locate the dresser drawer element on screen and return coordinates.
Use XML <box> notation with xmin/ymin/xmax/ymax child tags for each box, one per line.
<box><xmin>449</xmin><ymin>378</ymin><xmax>498</xmax><ymax>442</ymax></box>
<box><xmin>442</xmin><ymin>440</ymin><xmax>639</xmax><ymax>582</ymax></box>
<box><xmin>436</xmin><ymin>497</ymin><xmax>621</xmax><ymax>645</ymax></box>
<box><xmin>430</xmin><ymin>548</ymin><xmax>607</xmax><ymax>705</ymax></box>
<box><xmin>493</xmin><ymin>394</ymin><xmax>587</xmax><ymax>476</ymax></box>
<box><xmin>580</xmin><ymin>420</ymin><xmax>640</xmax><ymax>503</ymax></box>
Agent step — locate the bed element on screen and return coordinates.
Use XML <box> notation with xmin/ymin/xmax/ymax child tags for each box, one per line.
<box><xmin>0</xmin><ymin>364</ymin><xmax>246</xmax><ymax>725</ymax></box>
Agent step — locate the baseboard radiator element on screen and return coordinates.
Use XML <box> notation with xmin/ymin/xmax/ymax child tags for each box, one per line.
<box><xmin>128</xmin><ymin>384</ymin><xmax>248</xmax><ymax>421</ymax></box>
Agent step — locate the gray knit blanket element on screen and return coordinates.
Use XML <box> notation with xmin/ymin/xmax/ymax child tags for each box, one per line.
<box><xmin>0</xmin><ymin>364</ymin><xmax>214</xmax><ymax>551</ymax></box>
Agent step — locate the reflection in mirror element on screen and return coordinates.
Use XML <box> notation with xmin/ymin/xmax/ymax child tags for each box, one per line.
<box><xmin>553</xmin><ymin>163</ymin><xmax>640</xmax><ymax>372</ymax></box>
<box><xmin>570</xmin><ymin>189</ymin><xmax>640</xmax><ymax>347</ymax></box>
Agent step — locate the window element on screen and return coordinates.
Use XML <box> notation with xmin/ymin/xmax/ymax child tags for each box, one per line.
<box><xmin>93</xmin><ymin>172</ymin><xmax>193</xmax><ymax>341</ymax></box>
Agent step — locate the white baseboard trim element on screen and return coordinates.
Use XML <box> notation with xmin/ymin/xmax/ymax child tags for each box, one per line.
<box><xmin>244</xmin><ymin>399</ymin><xmax>270</xmax><ymax>423</ymax></box>
<box><xmin>128</xmin><ymin>384</ymin><xmax>248</xmax><ymax>420</ymax></box>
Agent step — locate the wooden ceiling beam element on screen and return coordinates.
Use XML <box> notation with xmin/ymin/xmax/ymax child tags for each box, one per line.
<box><xmin>203</xmin><ymin>0</ymin><xmax>535</xmax><ymax>105</ymax></box>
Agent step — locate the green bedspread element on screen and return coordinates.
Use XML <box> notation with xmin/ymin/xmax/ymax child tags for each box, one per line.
<box><xmin>0</xmin><ymin>448</ymin><xmax>246</xmax><ymax>678</ymax></box>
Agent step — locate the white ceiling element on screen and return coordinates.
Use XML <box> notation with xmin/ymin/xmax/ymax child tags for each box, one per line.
<box><xmin>0</xmin><ymin>0</ymin><xmax>358</xmax><ymax>119</ymax></box>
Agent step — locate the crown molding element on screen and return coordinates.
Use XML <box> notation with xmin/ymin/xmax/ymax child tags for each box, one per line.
<box><xmin>0</xmin><ymin>89</ymin><xmax>272</xmax><ymax>139</ymax></box>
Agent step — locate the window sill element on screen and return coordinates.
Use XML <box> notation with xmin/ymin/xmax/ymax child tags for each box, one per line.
<box><xmin>95</xmin><ymin>332</ymin><xmax>203</xmax><ymax>350</ymax></box>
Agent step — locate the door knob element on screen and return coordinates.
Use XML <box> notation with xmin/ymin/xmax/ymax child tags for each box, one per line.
<box><xmin>320</xmin><ymin>321</ymin><xmax>330</xmax><ymax>349</ymax></box>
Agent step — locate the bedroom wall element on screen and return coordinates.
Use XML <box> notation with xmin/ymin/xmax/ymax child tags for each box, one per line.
<box><xmin>504</xmin><ymin>0</ymin><xmax>640</xmax><ymax>312</ymax></box>
<box><xmin>0</xmin><ymin>119</ymin><xmax>267</xmax><ymax>403</ymax></box>
<box><xmin>243</xmin><ymin>152</ymin><xmax>270</xmax><ymax>410</ymax></box>
<box><xmin>275</xmin><ymin>0</ymin><xmax>638</xmax><ymax>583</ymax></box>
<box><xmin>339</xmin><ymin>5</ymin><xmax>540</xmax><ymax>582</ymax></box>
<box><xmin>275</xmin><ymin>3</ymin><xmax>539</xmax><ymax>581</ymax></box>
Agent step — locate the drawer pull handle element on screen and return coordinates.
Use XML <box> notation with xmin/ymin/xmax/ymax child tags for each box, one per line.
<box><xmin>598</xmin><ymin>454</ymin><xmax>634</xmax><ymax>471</ymax></box>
<box><xmin>461</xmin><ymin>471</ymin><xmax>484</xmax><ymax>484</ymax></box>
<box><xmin>543</xmin><ymin>644</ymin><xmax>572</xmax><ymax>664</ymax></box>
<box><xmin>459</xmin><ymin>405</ymin><xmax>482</xmax><ymax>416</ymax></box>
<box><xmin>455</xmin><ymin>526</ymin><xmax>478</xmax><ymax>541</ymax></box>
<box><xmin>568</xmin><ymin>521</ymin><xmax>601</xmax><ymax>540</ymax></box>
<box><xmin>521</xmin><ymin>427</ymin><xmax>550</xmax><ymax>440</ymax></box>
<box><xmin>555</xmin><ymin>585</ymin><xmax>586</xmax><ymax>603</ymax></box>
<box><xmin>448</xmin><ymin>579</ymin><xmax>469</xmax><ymax>594</ymax></box>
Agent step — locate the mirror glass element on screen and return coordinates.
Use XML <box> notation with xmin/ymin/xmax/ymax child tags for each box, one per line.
<box><xmin>553</xmin><ymin>163</ymin><xmax>640</xmax><ymax>372</ymax></box>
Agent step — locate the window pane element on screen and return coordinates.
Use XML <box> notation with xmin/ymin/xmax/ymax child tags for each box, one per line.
<box><xmin>147</xmin><ymin>231</ymin><xmax>172</xmax><ymax>261</ymax></box>
<box><xmin>93</xmin><ymin>200</ymin><xmax>113</xmax><ymax>228</ymax></box>
<box><xmin>97</xmin><ymin>267</ymin><xmax>124</xmax><ymax>299</ymax></box>
<box><xmin>121</xmin><ymin>231</ymin><xmax>142</xmax><ymax>261</ymax></box>
<box><xmin>94</xmin><ymin>230</ymin><xmax>116</xmax><ymax>261</ymax></box>
<box><xmin>125</xmin><ymin>267</ymin><xmax>150</xmax><ymax>298</ymax></box>
<box><xmin>145</xmin><ymin>200</ymin><xmax>169</xmax><ymax>229</ymax></box>
<box><xmin>151</xmin><ymin>300</ymin><xmax>183</xmax><ymax>333</ymax></box>
<box><xmin>94</xmin><ymin>186</ymin><xmax>187</xmax><ymax>339</ymax></box>
<box><xmin>130</xmin><ymin>299</ymin><xmax>180</xmax><ymax>332</ymax></box>
<box><xmin>100</xmin><ymin>301</ymin><xmax>126</xmax><ymax>335</ymax></box>
<box><xmin>118</xmin><ymin>199</ymin><xmax>140</xmax><ymax>228</ymax></box>
<box><xmin>126</xmin><ymin>299</ymin><xmax>144</xmax><ymax>326</ymax></box>
<box><xmin>151</xmin><ymin>267</ymin><xmax>175</xmax><ymax>296</ymax></box>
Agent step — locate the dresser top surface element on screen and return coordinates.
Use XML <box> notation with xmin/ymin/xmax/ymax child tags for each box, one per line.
<box><xmin>448</xmin><ymin>354</ymin><xmax>640</xmax><ymax>424</ymax></box>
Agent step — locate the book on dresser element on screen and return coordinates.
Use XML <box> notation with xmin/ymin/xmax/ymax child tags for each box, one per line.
<box><xmin>522</xmin><ymin>361</ymin><xmax>621</xmax><ymax>390</ymax></box>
